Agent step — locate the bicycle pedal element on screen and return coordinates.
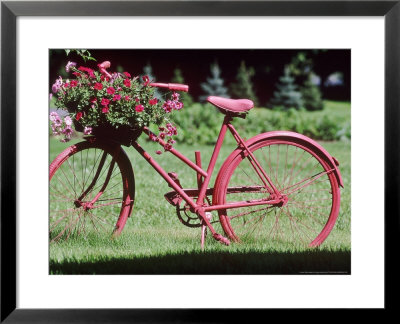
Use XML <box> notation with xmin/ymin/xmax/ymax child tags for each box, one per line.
<box><xmin>164</xmin><ymin>190</ymin><xmax>182</xmax><ymax>206</ymax></box>
<box><xmin>168</xmin><ymin>172</ymin><xmax>183</xmax><ymax>189</ymax></box>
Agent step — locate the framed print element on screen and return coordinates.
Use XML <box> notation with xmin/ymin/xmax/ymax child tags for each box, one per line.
<box><xmin>1</xmin><ymin>0</ymin><xmax>398</xmax><ymax>321</ymax></box>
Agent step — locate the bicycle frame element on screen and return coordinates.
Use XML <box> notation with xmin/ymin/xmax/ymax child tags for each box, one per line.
<box><xmin>131</xmin><ymin>115</ymin><xmax>284</xmax><ymax>216</ymax></box>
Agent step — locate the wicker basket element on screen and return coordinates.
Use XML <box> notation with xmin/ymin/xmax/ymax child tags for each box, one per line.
<box><xmin>66</xmin><ymin>102</ymin><xmax>142</xmax><ymax>146</ymax></box>
<box><xmin>91</xmin><ymin>124</ymin><xmax>142</xmax><ymax>147</ymax></box>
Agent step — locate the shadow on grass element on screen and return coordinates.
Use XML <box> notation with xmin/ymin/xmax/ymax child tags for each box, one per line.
<box><xmin>50</xmin><ymin>250</ymin><xmax>350</xmax><ymax>275</ymax></box>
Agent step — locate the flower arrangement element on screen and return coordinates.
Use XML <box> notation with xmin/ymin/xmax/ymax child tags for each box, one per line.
<box><xmin>50</xmin><ymin>60</ymin><xmax>183</xmax><ymax>147</ymax></box>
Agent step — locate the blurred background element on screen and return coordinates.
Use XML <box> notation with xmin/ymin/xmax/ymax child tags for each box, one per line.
<box><xmin>49</xmin><ymin>49</ymin><xmax>351</xmax><ymax>143</ymax></box>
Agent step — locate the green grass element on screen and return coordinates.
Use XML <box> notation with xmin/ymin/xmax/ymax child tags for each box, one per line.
<box><xmin>49</xmin><ymin>132</ymin><xmax>351</xmax><ymax>274</ymax></box>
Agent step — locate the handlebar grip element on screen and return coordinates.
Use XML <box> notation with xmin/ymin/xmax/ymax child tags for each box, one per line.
<box><xmin>149</xmin><ymin>82</ymin><xmax>189</xmax><ymax>92</ymax></box>
<box><xmin>168</xmin><ymin>83</ymin><xmax>189</xmax><ymax>92</ymax></box>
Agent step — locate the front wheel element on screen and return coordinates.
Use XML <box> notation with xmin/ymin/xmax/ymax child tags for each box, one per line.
<box><xmin>213</xmin><ymin>136</ymin><xmax>340</xmax><ymax>248</ymax></box>
<box><xmin>49</xmin><ymin>140</ymin><xmax>135</xmax><ymax>242</ymax></box>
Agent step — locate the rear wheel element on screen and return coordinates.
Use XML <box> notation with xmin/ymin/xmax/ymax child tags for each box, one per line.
<box><xmin>213</xmin><ymin>138</ymin><xmax>340</xmax><ymax>247</ymax></box>
<box><xmin>49</xmin><ymin>140</ymin><xmax>135</xmax><ymax>242</ymax></box>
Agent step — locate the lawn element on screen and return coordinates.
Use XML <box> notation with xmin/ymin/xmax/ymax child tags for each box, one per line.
<box><xmin>49</xmin><ymin>132</ymin><xmax>351</xmax><ymax>274</ymax></box>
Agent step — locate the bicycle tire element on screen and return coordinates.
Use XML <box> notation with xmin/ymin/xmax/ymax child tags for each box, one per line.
<box><xmin>213</xmin><ymin>135</ymin><xmax>340</xmax><ymax>247</ymax></box>
<box><xmin>49</xmin><ymin>140</ymin><xmax>135</xmax><ymax>242</ymax></box>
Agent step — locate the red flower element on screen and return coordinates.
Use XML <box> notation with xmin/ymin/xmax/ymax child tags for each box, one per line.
<box><xmin>123</xmin><ymin>79</ymin><xmax>131</xmax><ymax>88</ymax></box>
<box><xmin>149</xmin><ymin>98</ymin><xmax>158</xmax><ymax>105</ymax></box>
<box><xmin>72</xmin><ymin>72</ymin><xmax>82</xmax><ymax>78</ymax></box>
<box><xmin>113</xmin><ymin>94</ymin><xmax>121</xmax><ymax>101</ymax></box>
<box><xmin>63</xmin><ymin>83</ymin><xmax>69</xmax><ymax>88</ymax></box>
<box><xmin>142</xmin><ymin>75</ymin><xmax>150</xmax><ymax>86</ymax></box>
<box><xmin>123</xmin><ymin>72</ymin><xmax>131</xmax><ymax>78</ymax></box>
<box><xmin>135</xmin><ymin>98</ymin><xmax>140</xmax><ymax>102</ymax></box>
<box><xmin>101</xmin><ymin>98</ymin><xmax>110</xmax><ymax>106</ymax></box>
<box><xmin>75</xmin><ymin>112</ymin><xmax>82</xmax><ymax>121</ymax></box>
<box><xmin>135</xmin><ymin>104</ymin><xmax>144</xmax><ymax>112</ymax></box>
<box><xmin>155</xmin><ymin>150</ymin><xmax>162</xmax><ymax>155</ymax></box>
<box><xmin>78</xmin><ymin>66</ymin><xmax>95</xmax><ymax>78</ymax></box>
<box><xmin>124</xmin><ymin>95</ymin><xmax>131</xmax><ymax>101</ymax></box>
<box><xmin>107</xmin><ymin>87</ymin><xmax>115</xmax><ymax>95</ymax></box>
<box><xmin>89</xmin><ymin>97</ymin><xmax>97</xmax><ymax>103</ymax></box>
<box><xmin>102</xmin><ymin>106</ymin><xmax>109</xmax><ymax>113</ymax></box>
<box><xmin>94</xmin><ymin>83</ymin><xmax>103</xmax><ymax>90</ymax></box>
<box><xmin>70</xmin><ymin>80</ymin><xmax>78</xmax><ymax>87</ymax></box>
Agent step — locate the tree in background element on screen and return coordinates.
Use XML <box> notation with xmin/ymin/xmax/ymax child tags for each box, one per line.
<box><xmin>288</xmin><ymin>52</ymin><xmax>324</xmax><ymax>111</ymax></box>
<box><xmin>270</xmin><ymin>66</ymin><xmax>303</xmax><ymax>110</ymax></box>
<box><xmin>172</xmin><ymin>68</ymin><xmax>194</xmax><ymax>107</ymax></box>
<box><xmin>199</xmin><ymin>62</ymin><xmax>230</xmax><ymax>102</ymax></box>
<box><xmin>230</xmin><ymin>61</ymin><xmax>259</xmax><ymax>106</ymax></box>
<box><xmin>143</xmin><ymin>63</ymin><xmax>162</xmax><ymax>99</ymax></box>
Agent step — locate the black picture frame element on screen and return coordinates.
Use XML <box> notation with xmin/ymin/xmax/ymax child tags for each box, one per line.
<box><xmin>1</xmin><ymin>0</ymin><xmax>398</xmax><ymax>321</ymax></box>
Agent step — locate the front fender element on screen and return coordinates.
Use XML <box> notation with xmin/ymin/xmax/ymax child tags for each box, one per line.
<box><xmin>242</xmin><ymin>131</ymin><xmax>344</xmax><ymax>187</ymax></box>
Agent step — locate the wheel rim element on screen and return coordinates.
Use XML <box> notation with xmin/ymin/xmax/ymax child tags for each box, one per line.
<box><xmin>217</xmin><ymin>140</ymin><xmax>339</xmax><ymax>247</ymax></box>
<box><xmin>49</xmin><ymin>145</ymin><xmax>128</xmax><ymax>242</ymax></box>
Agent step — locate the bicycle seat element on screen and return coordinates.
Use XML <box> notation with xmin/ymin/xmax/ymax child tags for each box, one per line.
<box><xmin>207</xmin><ymin>96</ymin><xmax>254</xmax><ymax>117</ymax></box>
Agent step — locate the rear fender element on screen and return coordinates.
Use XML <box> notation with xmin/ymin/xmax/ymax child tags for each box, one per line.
<box><xmin>231</xmin><ymin>131</ymin><xmax>344</xmax><ymax>188</ymax></box>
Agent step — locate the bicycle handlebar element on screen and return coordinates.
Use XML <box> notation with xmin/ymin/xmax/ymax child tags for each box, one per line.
<box><xmin>149</xmin><ymin>82</ymin><xmax>189</xmax><ymax>92</ymax></box>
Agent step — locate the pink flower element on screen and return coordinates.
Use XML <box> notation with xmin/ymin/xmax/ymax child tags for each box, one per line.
<box><xmin>135</xmin><ymin>104</ymin><xmax>144</xmax><ymax>112</ymax></box>
<box><xmin>166</xmin><ymin>123</ymin><xmax>177</xmax><ymax>136</ymax></box>
<box><xmin>135</xmin><ymin>98</ymin><xmax>140</xmax><ymax>102</ymax></box>
<box><xmin>65</xmin><ymin>61</ymin><xmax>77</xmax><ymax>72</ymax></box>
<box><xmin>101</xmin><ymin>98</ymin><xmax>110</xmax><ymax>106</ymax></box>
<box><xmin>64</xmin><ymin>116</ymin><xmax>72</xmax><ymax>126</ymax></box>
<box><xmin>123</xmin><ymin>72</ymin><xmax>131</xmax><ymax>78</ymax></box>
<box><xmin>172</xmin><ymin>92</ymin><xmax>180</xmax><ymax>101</ymax></box>
<box><xmin>149</xmin><ymin>133</ymin><xmax>158</xmax><ymax>142</ymax></box>
<box><xmin>123</xmin><ymin>79</ymin><xmax>131</xmax><ymax>87</ymax></box>
<box><xmin>174</xmin><ymin>101</ymin><xmax>183</xmax><ymax>110</ymax></box>
<box><xmin>84</xmin><ymin>126</ymin><xmax>92</xmax><ymax>135</ymax></box>
<box><xmin>124</xmin><ymin>95</ymin><xmax>131</xmax><ymax>101</ymax></box>
<box><xmin>52</xmin><ymin>76</ymin><xmax>63</xmax><ymax>93</ymax></box>
<box><xmin>107</xmin><ymin>87</ymin><xmax>115</xmax><ymax>95</ymax></box>
<box><xmin>102</xmin><ymin>106</ymin><xmax>109</xmax><ymax>113</ymax></box>
<box><xmin>94</xmin><ymin>83</ymin><xmax>103</xmax><ymax>90</ymax></box>
<box><xmin>149</xmin><ymin>98</ymin><xmax>158</xmax><ymax>106</ymax></box>
<box><xmin>162</xmin><ymin>100</ymin><xmax>173</xmax><ymax>113</ymax></box>
<box><xmin>112</xmin><ymin>94</ymin><xmax>121</xmax><ymax>101</ymax></box>
<box><xmin>75</xmin><ymin>112</ymin><xmax>83</xmax><ymax>121</ymax></box>
<box><xmin>90</xmin><ymin>97</ymin><xmax>97</xmax><ymax>103</ymax></box>
<box><xmin>142</xmin><ymin>75</ymin><xmax>150</xmax><ymax>86</ymax></box>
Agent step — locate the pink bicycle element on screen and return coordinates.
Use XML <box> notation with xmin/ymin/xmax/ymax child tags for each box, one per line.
<box><xmin>49</xmin><ymin>82</ymin><xmax>343</xmax><ymax>248</ymax></box>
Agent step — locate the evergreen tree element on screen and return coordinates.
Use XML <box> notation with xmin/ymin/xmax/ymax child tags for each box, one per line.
<box><xmin>142</xmin><ymin>63</ymin><xmax>162</xmax><ymax>99</ymax></box>
<box><xmin>300</xmin><ymin>74</ymin><xmax>324</xmax><ymax>111</ymax></box>
<box><xmin>199</xmin><ymin>62</ymin><xmax>229</xmax><ymax>102</ymax></box>
<box><xmin>172</xmin><ymin>68</ymin><xmax>194</xmax><ymax>107</ymax></box>
<box><xmin>230</xmin><ymin>61</ymin><xmax>259</xmax><ymax>106</ymax></box>
<box><xmin>289</xmin><ymin>52</ymin><xmax>324</xmax><ymax>111</ymax></box>
<box><xmin>270</xmin><ymin>67</ymin><xmax>303</xmax><ymax>110</ymax></box>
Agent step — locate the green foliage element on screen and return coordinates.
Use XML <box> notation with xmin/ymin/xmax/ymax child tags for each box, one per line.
<box><xmin>65</xmin><ymin>49</ymin><xmax>96</xmax><ymax>62</ymax></box>
<box><xmin>270</xmin><ymin>67</ymin><xmax>303</xmax><ymax>110</ymax></box>
<box><xmin>171</xmin><ymin>101</ymin><xmax>351</xmax><ymax>145</ymax></box>
<box><xmin>199</xmin><ymin>62</ymin><xmax>229</xmax><ymax>101</ymax></box>
<box><xmin>171</xmin><ymin>68</ymin><xmax>194</xmax><ymax>107</ymax></box>
<box><xmin>230</xmin><ymin>61</ymin><xmax>259</xmax><ymax>106</ymax></box>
